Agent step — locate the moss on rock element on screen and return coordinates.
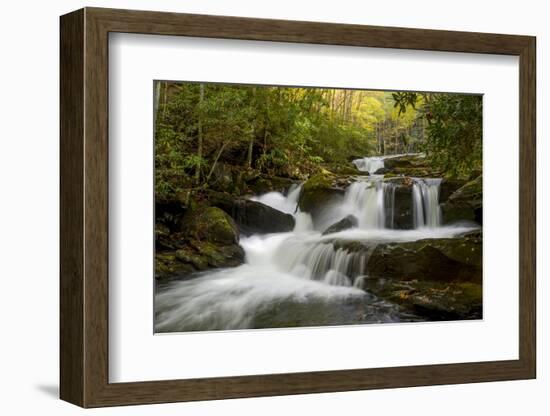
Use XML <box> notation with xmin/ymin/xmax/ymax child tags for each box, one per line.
<box><xmin>363</xmin><ymin>278</ymin><xmax>482</xmax><ymax>320</ymax></box>
<box><xmin>298</xmin><ymin>172</ymin><xmax>344</xmax><ymax>226</ymax></box>
<box><xmin>441</xmin><ymin>175</ymin><xmax>482</xmax><ymax>224</ymax></box>
<box><xmin>155</xmin><ymin>206</ymin><xmax>245</xmax><ymax>280</ymax></box>
<box><xmin>181</xmin><ymin>206</ymin><xmax>239</xmax><ymax>245</ymax></box>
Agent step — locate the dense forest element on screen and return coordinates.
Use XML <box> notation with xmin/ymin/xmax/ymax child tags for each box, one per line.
<box><xmin>154</xmin><ymin>82</ymin><xmax>482</xmax><ymax>201</ymax></box>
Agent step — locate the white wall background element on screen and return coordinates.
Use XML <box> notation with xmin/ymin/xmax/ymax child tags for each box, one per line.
<box><xmin>0</xmin><ymin>0</ymin><xmax>546</xmax><ymax>414</ymax></box>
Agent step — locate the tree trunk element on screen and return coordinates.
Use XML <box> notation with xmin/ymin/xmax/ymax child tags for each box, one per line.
<box><xmin>246</xmin><ymin>87</ymin><xmax>257</xmax><ymax>168</ymax></box>
<box><xmin>161</xmin><ymin>81</ymin><xmax>168</xmax><ymax>121</ymax></box>
<box><xmin>153</xmin><ymin>81</ymin><xmax>161</xmax><ymax>137</ymax></box>
<box><xmin>196</xmin><ymin>83</ymin><xmax>204</xmax><ymax>184</ymax></box>
<box><xmin>206</xmin><ymin>141</ymin><xmax>228</xmax><ymax>184</ymax></box>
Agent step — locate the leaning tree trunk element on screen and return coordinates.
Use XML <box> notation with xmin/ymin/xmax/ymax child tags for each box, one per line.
<box><xmin>206</xmin><ymin>141</ymin><xmax>228</xmax><ymax>184</ymax></box>
<box><xmin>196</xmin><ymin>83</ymin><xmax>204</xmax><ymax>184</ymax></box>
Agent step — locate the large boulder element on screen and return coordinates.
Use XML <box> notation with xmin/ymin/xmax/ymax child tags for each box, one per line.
<box><xmin>332</xmin><ymin>231</ymin><xmax>482</xmax><ymax>320</ymax></box>
<box><xmin>367</xmin><ymin>234</ymin><xmax>482</xmax><ymax>283</ymax></box>
<box><xmin>376</xmin><ymin>154</ymin><xmax>442</xmax><ymax>178</ymax></box>
<box><xmin>392</xmin><ymin>182</ymin><xmax>414</xmax><ymax>229</ymax></box>
<box><xmin>206</xmin><ymin>191</ymin><xmax>295</xmax><ymax>235</ymax></box>
<box><xmin>439</xmin><ymin>178</ymin><xmax>468</xmax><ymax>203</ymax></box>
<box><xmin>441</xmin><ymin>175</ymin><xmax>482</xmax><ymax>225</ymax></box>
<box><xmin>383</xmin><ymin>155</ymin><xmax>419</xmax><ymax>169</ymax></box>
<box><xmin>361</xmin><ymin>278</ymin><xmax>482</xmax><ymax>320</ymax></box>
<box><xmin>298</xmin><ymin>172</ymin><xmax>345</xmax><ymax>227</ymax></box>
<box><xmin>181</xmin><ymin>206</ymin><xmax>240</xmax><ymax>245</ymax></box>
<box><xmin>331</xmin><ymin>231</ymin><xmax>482</xmax><ymax>283</ymax></box>
<box><xmin>155</xmin><ymin>206</ymin><xmax>245</xmax><ymax>280</ymax></box>
<box><xmin>225</xmin><ymin>199</ymin><xmax>295</xmax><ymax>235</ymax></box>
<box><xmin>322</xmin><ymin>215</ymin><xmax>358</xmax><ymax>235</ymax></box>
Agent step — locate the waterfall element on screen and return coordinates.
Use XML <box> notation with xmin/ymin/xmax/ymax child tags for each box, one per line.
<box><xmin>352</xmin><ymin>156</ymin><xmax>385</xmax><ymax>174</ymax></box>
<box><xmin>412</xmin><ymin>178</ymin><xmax>442</xmax><ymax>228</ymax></box>
<box><xmin>250</xmin><ymin>184</ymin><xmax>314</xmax><ymax>234</ymax></box>
<box><xmin>274</xmin><ymin>238</ymin><xmax>374</xmax><ymax>287</ymax></box>
<box><xmin>250</xmin><ymin>183</ymin><xmax>302</xmax><ymax>215</ymax></box>
<box><xmin>352</xmin><ymin>153</ymin><xmax>425</xmax><ymax>175</ymax></box>
<box><xmin>155</xmin><ymin>154</ymin><xmax>478</xmax><ymax>332</ymax></box>
<box><xmin>338</xmin><ymin>179</ymin><xmax>396</xmax><ymax>230</ymax></box>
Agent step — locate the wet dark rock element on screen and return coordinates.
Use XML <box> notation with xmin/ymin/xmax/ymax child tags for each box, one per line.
<box><xmin>246</xmin><ymin>175</ymin><xmax>296</xmax><ymax>194</ymax></box>
<box><xmin>298</xmin><ymin>172</ymin><xmax>345</xmax><ymax>227</ymax></box>
<box><xmin>181</xmin><ymin>206</ymin><xmax>240</xmax><ymax>245</ymax></box>
<box><xmin>226</xmin><ymin>199</ymin><xmax>295</xmax><ymax>235</ymax></box>
<box><xmin>440</xmin><ymin>178</ymin><xmax>468</xmax><ymax>203</ymax></box>
<box><xmin>373</xmin><ymin>167</ymin><xmax>390</xmax><ymax>175</ymax></box>
<box><xmin>367</xmin><ymin>235</ymin><xmax>482</xmax><ymax>283</ymax></box>
<box><xmin>331</xmin><ymin>233</ymin><xmax>482</xmax><ymax>283</ymax></box>
<box><xmin>441</xmin><ymin>175</ymin><xmax>482</xmax><ymax>225</ymax></box>
<box><xmin>363</xmin><ymin>279</ymin><xmax>482</xmax><ymax>320</ymax></box>
<box><xmin>206</xmin><ymin>191</ymin><xmax>295</xmax><ymax>235</ymax></box>
<box><xmin>322</xmin><ymin>215</ymin><xmax>358</xmax><ymax>235</ymax></box>
<box><xmin>155</xmin><ymin>206</ymin><xmax>245</xmax><ymax>280</ymax></box>
<box><xmin>392</xmin><ymin>184</ymin><xmax>414</xmax><ymax>229</ymax></box>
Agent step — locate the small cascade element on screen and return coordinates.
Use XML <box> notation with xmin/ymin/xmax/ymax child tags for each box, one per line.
<box><xmin>352</xmin><ymin>156</ymin><xmax>385</xmax><ymax>174</ymax></box>
<box><xmin>250</xmin><ymin>183</ymin><xmax>302</xmax><ymax>215</ymax></box>
<box><xmin>352</xmin><ymin>153</ymin><xmax>424</xmax><ymax>175</ymax></box>
<box><xmin>293</xmin><ymin>211</ymin><xmax>314</xmax><ymax>233</ymax></box>
<box><xmin>412</xmin><ymin>178</ymin><xmax>442</xmax><ymax>228</ymax></box>
<box><xmin>275</xmin><ymin>238</ymin><xmax>377</xmax><ymax>287</ymax></box>
<box><xmin>339</xmin><ymin>179</ymin><xmax>397</xmax><ymax>230</ymax></box>
<box><xmin>250</xmin><ymin>184</ymin><xmax>315</xmax><ymax>234</ymax></box>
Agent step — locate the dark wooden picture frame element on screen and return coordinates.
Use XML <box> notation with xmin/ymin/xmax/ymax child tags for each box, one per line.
<box><xmin>60</xmin><ymin>7</ymin><xmax>536</xmax><ymax>408</ymax></box>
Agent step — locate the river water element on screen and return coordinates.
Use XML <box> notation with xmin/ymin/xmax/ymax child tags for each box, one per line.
<box><xmin>155</xmin><ymin>155</ymin><xmax>477</xmax><ymax>332</ymax></box>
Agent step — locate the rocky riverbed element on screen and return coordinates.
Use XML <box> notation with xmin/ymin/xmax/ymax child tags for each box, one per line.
<box><xmin>155</xmin><ymin>153</ymin><xmax>483</xmax><ymax>331</ymax></box>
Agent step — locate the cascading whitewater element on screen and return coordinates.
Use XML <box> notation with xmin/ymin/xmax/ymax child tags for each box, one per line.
<box><xmin>155</xmin><ymin>153</ymin><xmax>476</xmax><ymax>332</ymax></box>
<box><xmin>352</xmin><ymin>153</ymin><xmax>424</xmax><ymax>175</ymax></box>
<box><xmin>250</xmin><ymin>183</ymin><xmax>302</xmax><ymax>215</ymax></box>
<box><xmin>337</xmin><ymin>179</ymin><xmax>397</xmax><ymax>230</ymax></box>
<box><xmin>352</xmin><ymin>156</ymin><xmax>385</xmax><ymax>174</ymax></box>
<box><xmin>412</xmin><ymin>178</ymin><xmax>442</xmax><ymax>228</ymax></box>
<box><xmin>274</xmin><ymin>237</ymin><xmax>376</xmax><ymax>287</ymax></box>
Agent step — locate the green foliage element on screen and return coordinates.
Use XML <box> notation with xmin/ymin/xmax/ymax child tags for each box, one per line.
<box><xmin>392</xmin><ymin>92</ymin><xmax>482</xmax><ymax>177</ymax></box>
<box><xmin>154</xmin><ymin>82</ymin><xmax>480</xmax><ymax>199</ymax></box>
<box><xmin>392</xmin><ymin>91</ymin><xmax>418</xmax><ymax>115</ymax></box>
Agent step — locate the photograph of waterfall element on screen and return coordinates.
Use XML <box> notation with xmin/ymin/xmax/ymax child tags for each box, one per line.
<box><xmin>154</xmin><ymin>81</ymin><xmax>483</xmax><ymax>333</ymax></box>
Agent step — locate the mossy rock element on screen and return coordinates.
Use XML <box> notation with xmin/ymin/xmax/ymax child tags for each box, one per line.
<box><xmin>175</xmin><ymin>246</ymin><xmax>209</xmax><ymax>270</ymax></box>
<box><xmin>302</xmin><ymin>171</ymin><xmax>334</xmax><ymax>192</ymax></box>
<box><xmin>205</xmin><ymin>190</ymin><xmax>295</xmax><ymax>235</ymax></box>
<box><xmin>330</xmin><ymin>233</ymin><xmax>482</xmax><ymax>283</ymax></box>
<box><xmin>366</xmin><ymin>235</ymin><xmax>482</xmax><ymax>283</ymax></box>
<box><xmin>155</xmin><ymin>206</ymin><xmax>245</xmax><ymax>281</ymax></box>
<box><xmin>363</xmin><ymin>278</ymin><xmax>482</xmax><ymax>320</ymax></box>
<box><xmin>441</xmin><ymin>175</ymin><xmax>482</xmax><ymax>224</ymax></box>
<box><xmin>298</xmin><ymin>172</ymin><xmax>344</xmax><ymax>226</ymax></box>
<box><xmin>189</xmin><ymin>240</ymin><xmax>245</xmax><ymax>268</ymax></box>
<box><xmin>181</xmin><ymin>206</ymin><xmax>239</xmax><ymax>245</ymax></box>
<box><xmin>155</xmin><ymin>252</ymin><xmax>195</xmax><ymax>280</ymax></box>
<box><xmin>440</xmin><ymin>177</ymin><xmax>468</xmax><ymax>203</ymax></box>
<box><xmin>323</xmin><ymin>162</ymin><xmax>361</xmax><ymax>176</ymax></box>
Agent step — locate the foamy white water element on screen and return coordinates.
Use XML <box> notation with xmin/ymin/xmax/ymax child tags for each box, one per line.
<box><xmin>155</xmin><ymin>153</ymin><xmax>478</xmax><ymax>332</ymax></box>
<box><xmin>250</xmin><ymin>183</ymin><xmax>302</xmax><ymax>214</ymax></box>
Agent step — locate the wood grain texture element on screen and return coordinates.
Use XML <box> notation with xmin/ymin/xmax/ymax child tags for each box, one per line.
<box><xmin>59</xmin><ymin>7</ymin><xmax>537</xmax><ymax>408</ymax></box>
<box><xmin>59</xmin><ymin>8</ymin><xmax>84</xmax><ymax>406</ymax></box>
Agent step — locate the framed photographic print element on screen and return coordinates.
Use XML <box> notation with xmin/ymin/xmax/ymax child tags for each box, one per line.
<box><xmin>60</xmin><ymin>7</ymin><xmax>536</xmax><ymax>408</ymax></box>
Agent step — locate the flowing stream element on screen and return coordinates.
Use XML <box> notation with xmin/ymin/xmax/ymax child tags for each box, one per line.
<box><xmin>155</xmin><ymin>155</ymin><xmax>476</xmax><ymax>332</ymax></box>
